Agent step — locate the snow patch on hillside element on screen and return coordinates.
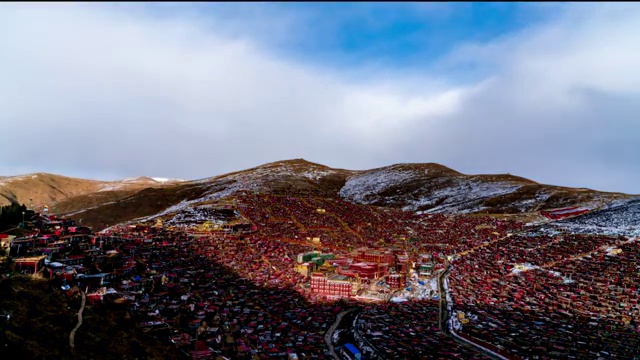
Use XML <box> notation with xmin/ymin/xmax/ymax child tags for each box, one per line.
<box><xmin>339</xmin><ymin>166</ymin><xmax>524</xmax><ymax>213</ymax></box>
<box><xmin>406</xmin><ymin>181</ymin><xmax>521</xmax><ymax>213</ymax></box>
<box><xmin>0</xmin><ymin>175</ymin><xmax>30</xmax><ymax>186</ymax></box>
<box><xmin>300</xmin><ymin>170</ymin><xmax>335</xmax><ymax>180</ymax></box>
<box><xmin>97</xmin><ymin>176</ymin><xmax>184</xmax><ymax>192</ymax></box>
<box><xmin>545</xmin><ymin>197</ymin><xmax>640</xmax><ymax>236</ymax></box>
<box><xmin>120</xmin><ymin>177</ymin><xmax>146</xmax><ymax>183</ymax></box>
<box><xmin>134</xmin><ymin>180</ymin><xmax>251</xmax><ymax>222</ymax></box>
<box><xmin>103</xmin><ymin>162</ymin><xmax>345</xmax><ymax>227</ymax></box>
<box><xmin>151</xmin><ymin>177</ymin><xmax>185</xmax><ymax>183</ymax></box>
<box><xmin>98</xmin><ymin>184</ymin><xmax>126</xmax><ymax>192</ymax></box>
<box><xmin>200</xmin><ymin>161</ymin><xmax>343</xmax><ymax>185</ymax></box>
<box><xmin>511</xmin><ymin>192</ymin><xmax>553</xmax><ymax>212</ymax></box>
<box><xmin>339</xmin><ymin>168</ymin><xmax>417</xmax><ymax>203</ymax></box>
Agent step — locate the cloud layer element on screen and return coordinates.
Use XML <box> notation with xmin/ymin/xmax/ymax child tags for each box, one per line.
<box><xmin>1</xmin><ymin>3</ymin><xmax>639</xmax><ymax>193</ymax></box>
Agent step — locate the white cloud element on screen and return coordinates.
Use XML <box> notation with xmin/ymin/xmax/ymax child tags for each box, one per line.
<box><xmin>396</xmin><ymin>3</ymin><xmax>640</xmax><ymax>193</ymax></box>
<box><xmin>1</xmin><ymin>3</ymin><xmax>639</xmax><ymax>194</ymax></box>
<box><xmin>0</xmin><ymin>4</ymin><xmax>463</xmax><ymax>179</ymax></box>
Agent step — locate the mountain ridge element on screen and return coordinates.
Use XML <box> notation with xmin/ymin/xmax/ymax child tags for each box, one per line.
<box><xmin>0</xmin><ymin>172</ymin><xmax>183</xmax><ymax>208</ymax></box>
<box><xmin>1</xmin><ymin>159</ymin><xmax>634</xmax><ymax>230</ymax></box>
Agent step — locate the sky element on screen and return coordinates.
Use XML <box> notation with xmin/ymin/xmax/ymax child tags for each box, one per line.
<box><xmin>1</xmin><ymin>2</ymin><xmax>640</xmax><ymax>194</ymax></box>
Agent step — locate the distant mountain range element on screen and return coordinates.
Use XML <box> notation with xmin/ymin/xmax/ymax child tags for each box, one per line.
<box><xmin>0</xmin><ymin>173</ymin><xmax>184</xmax><ymax>209</ymax></box>
<box><xmin>1</xmin><ymin>159</ymin><xmax>635</xmax><ymax>232</ymax></box>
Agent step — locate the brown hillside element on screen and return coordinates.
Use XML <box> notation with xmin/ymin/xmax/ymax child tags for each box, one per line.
<box><xmin>0</xmin><ymin>173</ymin><xmax>103</xmax><ymax>207</ymax></box>
<box><xmin>54</xmin><ymin>190</ymin><xmax>138</xmax><ymax>215</ymax></box>
<box><xmin>0</xmin><ymin>173</ymin><xmax>180</xmax><ymax>209</ymax></box>
<box><xmin>66</xmin><ymin>183</ymin><xmax>210</xmax><ymax>230</ymax></box>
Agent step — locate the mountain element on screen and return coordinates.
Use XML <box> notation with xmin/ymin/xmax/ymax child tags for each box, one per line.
<box><xmin>118</xmin><ymin>176</ymin><xmax>185</xmax><ymax>185</ymax></box>
<box><xmin>3</xmin><ymin>159</ymin><xmax>634</xmax><ymax>231</ymax></box>
<box><xmin>339</xmin><ymin>163</ymin><xmax>630</xmax><ymax>214</ymax></box>
<box><xmin>58</xmin><ymin>159</ymin><xmax>355</xmax><ymax>229</ymax></box>
<box><xmin>545</xmin><ymin>198</ymin><xmax>640</xmax><ymax>236</ymax></box>
<box><xmin>0</xmin><ymin>173</ymin><xmax>183</xmax><ymax>209</ymax></box>
<box><xmin>196</xmin><ymin>158</ymin><xmax>355</xmax><ymax>197</ymax></box>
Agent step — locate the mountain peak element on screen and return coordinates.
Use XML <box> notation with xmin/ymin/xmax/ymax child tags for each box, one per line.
<box><xmin>386</xmin><ymin>162</ymin><xmax>461</xmax><ymax>174</ymax></box>
<box><xmin>120</xmin><ymin>176</ymin><xmax>155</xmax><ymax>183</ymax></box>
<box><xmin>260</xmin><ymin>158</ymin><xmax>330</xmax><ymax>169</ymax></box>
<box><xmin>2</xmin><ymin>159</ymin><xmax>635</xmax><ymax>226</ymax></box>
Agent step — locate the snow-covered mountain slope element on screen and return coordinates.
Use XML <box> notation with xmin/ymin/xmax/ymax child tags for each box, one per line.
<box><xmin>107</xmin><ymin>160</ymin><xmax>632</xmax><ymax>231</ymax></box>
<box><xmin>97</xmin><ymin>176</ymin><xmax>184</xmax><ymax>191</ymax></box>
<box><xmin>199</xmin><ymin>158</ymin><xmax>354</xmax><ymax>194</ymax></box>
<box><xmin>118</xmin><ymin>176</ymin><xmax>184</xmax><ymax>184</ymax></box>
<box><xmin>63</xmin><ymin>159</ymin><xmax>356</xmax><ymax>230</ymax></box>
<box><xmin>339</xmin><ymin>163</ymin><xmax>630</xmax><ymax>214</ymax></box>
<box><xmin>545</xmin><ymin>198</ymin><xmax>640</xmax><ymax>236</ymax></box>
<box><xmin>15</xmin><ymin>159</ymin><xmax>634</xmax><ymax>232</ymax></box>
<box><xmin>151</xmin><ymin>177</ymin><xmax>185</xmax><ymax>183</ymax></box>
<box><xmin>135</xmin><ymin>159</ymin><xmax>357</xmax><ymax>220</ymax></box>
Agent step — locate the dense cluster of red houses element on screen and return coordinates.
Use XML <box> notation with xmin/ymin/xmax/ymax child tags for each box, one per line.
<box><xmin>358</xmin><ymin>300</ymin><xmax>487</xmax><ymax>359</ymax></box>
<box><xmin>3</xmin><ymin>191</ymin><xmax>637</xmax><ymax>359</ymax></box>
<box><xmin>99</xmin><ymin>229</ymin><xmax>339</xmax><ymax>359</ymax></box>
<box><xmin>448</xmin><ymin>234</ymin><xmax>639</xmax><ymax>359</ymax></box>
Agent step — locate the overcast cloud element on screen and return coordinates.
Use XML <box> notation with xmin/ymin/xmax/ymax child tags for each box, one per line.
<box><xmin>1</xmin><ymin>3</ymin><xmax>639</xmax><ymax>193</ymax></box>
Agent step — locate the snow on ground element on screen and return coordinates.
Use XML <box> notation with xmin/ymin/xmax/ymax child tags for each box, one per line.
<box><xmin>410</xmin><ymin>180</ymin><xmax>521</xmax><ymax>213</ymax></box>
<box><xmin>394</xmin><ymin>274</ymin><xmax>439</xmax><ymax>301</ymax></box>
<box><xmin>339</xmin><ymin>167</ymin><xmax>416</xmax><ymax>204</ymax></box>
<box><xmin>98</xmin><ymin>184</ymin><xmax>126</xmax><ymax>192</ymax></box>
<box><xmin>300</xmin><ymin>169</ymin><xmax>336</xmax><ymax>180</ymax></box>
<box><xmin>340</xmin><ymin>165</ymin><xmax>523</xmax><ymax>213</ymax></box>
<box><xmin>602</xmin><ymin>198</ymin><xmax>637</xmax><ymax>210</ymax></box>
<box><xmin>196</xmin><ymin>161</ymin><xmax>345</xmax><ymax>192</ymax></box>
<box><xmin>134</xmin><ymin>178</ymin><xmax>250</xmax><ymax>223</ymax></box>
<box><xmin>120</xmin><ymin>177</ymin><xmax>143</xmax><ymax>183</ymax></box>
<box><xmin>121</xmin><ymin>177</ymin><xmax>162</xmax><ymax>184</ymax></box>
<box><xmin>0</xmin><ymin>174</ymin><xmax>31</xmax><ymax>186</ymax></box>
<box><xmin>138</xmin><ymin>198</ymin><xmax>204</xmax><ymax>222</ymax></box>
<box><xmin>332</xmin><ymin>329</ymin><xmax>342</xmax><ymax>343</ymax></box>
<box><xmin>390</xmin><ymin>297</ymin><xmax>408</xmax><ymax>303</ymax></box>
<box><xmin>99</xmin><ymin>177</ymin><xmax>184</xmax><ymax>190</ymax></box>
<box><xmin>545</xmin><ymin>197</ymin><xmax>640</xmax><ymax>236</ymax></box>
<box><xmin>511</xmin><ymin>192</ymin><xmax>553</xmax><ymax>212</ymax></box>
<box><xmin>151</xmin><ymin>177</ymin><xmax>185</xmax><ymax>183</ymax></box>
<box><xmin>511</xmin><ymin>264</ymin><xmax>576</xmax><ymax>284</ymax></box>
<box><xmin>164</xmin><ymin>206</ymin><xmax>236</xmax><ymax>227</ymax></box>
<box><xmin>510</xmin><ymin>263</ymin><xmax>539</xmax><ymax>275</ymax></box>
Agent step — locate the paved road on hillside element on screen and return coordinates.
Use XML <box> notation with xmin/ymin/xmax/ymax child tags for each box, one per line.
<box><xmin>438</xmin><ymin>266</ymin><xmax>507</xmax><ymax>359</ymax></box>
<box><xmin>69</xmin><ymin>289</ymin><xmax>86</xmax><ymax>352</ymax></box>
<box><xmin>325</xmin><ymin>308</ymin><xmax>358</xmax><ymax>359</ymax></box>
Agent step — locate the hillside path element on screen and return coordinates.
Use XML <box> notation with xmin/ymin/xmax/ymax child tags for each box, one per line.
<box><xmin>69</xmin><ymin>289</ymin><xmax>86</xmax><ymax>352</ymax></box>
<box><xmin>325</xmin><ymin>308</ymin><xmax>358</xmax><ymax>359</ymax></box>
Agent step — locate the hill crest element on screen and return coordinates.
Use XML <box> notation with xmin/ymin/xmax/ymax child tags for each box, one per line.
<box><xmin>1</xmin><ymin>160</ymin><xmax>634</xmax><ymax>231</ymax></box>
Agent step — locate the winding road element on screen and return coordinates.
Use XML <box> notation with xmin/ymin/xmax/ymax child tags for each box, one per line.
<box><xmin>325</xmin><ymin>308</ymin><xmax>358</xmax><ymax>359</ymax></box>
<box><xmin>69</xmin><ymin>289</ymin><xmax>86</xmax><ymax>352</ymax></box>
<box><xmin>438</xmin><ymin>265</ymin><xmax>508</xmax><ymax>360</ymax></box>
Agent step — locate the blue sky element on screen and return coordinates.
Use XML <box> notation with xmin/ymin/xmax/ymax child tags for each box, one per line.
<box><xmin>265</xmin><ymin>3</ymin><xmax>556</xmax><ymax>65</ymax></box>
<box><xmin>130</xmin><ymin>2</ymin><xmax>564</xmax><ymax>76</ymax></box>
<box><xmin>2</xmin><ymin>2</ymin><xmax>640</xmax><ymax>193</ymax></box>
